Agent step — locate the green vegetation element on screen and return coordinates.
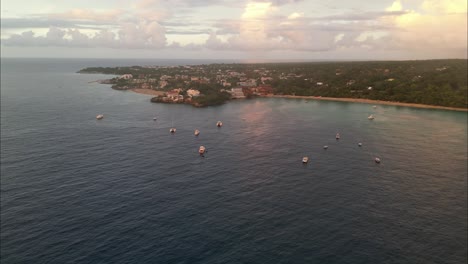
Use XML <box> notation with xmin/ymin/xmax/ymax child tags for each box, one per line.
<box><xmin>79</xmin><ymin>59</ymin><xmax>468</xmax><ymax>108</ymax></box>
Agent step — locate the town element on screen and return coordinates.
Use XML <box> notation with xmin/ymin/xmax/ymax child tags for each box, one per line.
<box><xmin>79</xmin><ymin>59</ymin><xmax>467</xmax><ymax>108</ymax></box>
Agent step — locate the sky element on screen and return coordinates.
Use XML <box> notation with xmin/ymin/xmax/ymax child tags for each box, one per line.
<box><xmin>1</xmin><ymin>0</ymin><xmax>467</xmax><ymax>60</ymax></box>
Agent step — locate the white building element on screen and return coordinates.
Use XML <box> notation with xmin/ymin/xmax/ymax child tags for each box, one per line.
<box><xmin>119</xmin><ymin>74</ymin><xmax>133</xmax><ymax>79</ymax></box>
<box><xmin>230</xmin><ymin>88</ymin><xmax>245</xmax><ymax>99</ymax></box>
<box><xmin>186</xmin><ymin>89</ymin><xmax>200</xmax><ymax>97</ymax></box>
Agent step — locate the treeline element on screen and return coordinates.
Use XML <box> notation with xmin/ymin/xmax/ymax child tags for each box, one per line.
<box><xmin>190</xmin><ymin>83</ymin><xmax>232</xmax><ymax>106</ymax></box>
<box><xmin>264</xmin><ymin>59</ymin><xmax>467</xmax><ymax>108</ymax></box>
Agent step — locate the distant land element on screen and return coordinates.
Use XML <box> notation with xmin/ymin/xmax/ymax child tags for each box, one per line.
<box><xmin>79</xmin><ymin>59</ymin><xmax>467</xmax><ymax>110</ymax></box>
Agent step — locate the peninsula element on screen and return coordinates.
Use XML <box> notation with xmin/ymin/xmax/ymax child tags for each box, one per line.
<box><xmin>79</xmin><ymin>59</ymin><xmax>467</xmax><ymax>110</ymax></box>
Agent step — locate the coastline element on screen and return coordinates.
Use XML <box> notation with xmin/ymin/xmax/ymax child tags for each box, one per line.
<box><xmin>128</xmin><ymin>88</ymin><xmax>467</xmax><ymax>112</ymax></box>
<box><xmin>129</xmin><ymin>88</ymin><xmax>165</xmax><ymax>96</ymax></box>
<box><xmin>263</xmin><ymin>95</ymin><xmax>468</xmax><ymax>112</ymax></box>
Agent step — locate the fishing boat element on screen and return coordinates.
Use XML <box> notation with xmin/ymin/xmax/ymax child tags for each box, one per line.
<box><xmin>199</xmin><ymin>146</ymin><xmax>206</xmax><ymax>154</ymax></box>
<box><xmin>194</xmin><ymin>129</ymin><xmax>200</xmax><ymax>136</ymax></box>
<box><xmin>302</xmin><ymin>157</ymin><xmax>309</xmax><ymax>163</ymax></box>
<box><xmin>336</xmin><ymin>133</ymin><xmax>340</xmax><ymax>140</ymax></box>
<box><xmin>216</xmin><ymin>121</ymin><xmax>223</xmax><ymax>127</ymax></box>
<box><xmin>96</xmin><ymin>114</ymin><xmax>104</xmax><ymax>120</ymax></box>
<box><xmin>368</xmin><ymin>114</ymin><xmax>375</xmax><ymax>120</ymax></box>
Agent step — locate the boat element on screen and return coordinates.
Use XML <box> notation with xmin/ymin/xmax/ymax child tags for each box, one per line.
<box><xmin>153</xmin><ymin>117</ymin><xmax>157</xmax><ymax>121</ymax></box>
<box><xmin>323</xmin><ymin>145</ymin><xmax>328</xmax><ymax>149</ymax></box>
<box><xmin>216</xmin><ymin>121</ymin><xmax>223</xmax><ymax>127</ymax></box>
<box><xmin>170</xmin><ymin>119</ymin><xmax>176</xmax><ymax>133</ymax></box>
<box><xmin>302</xmin><ymin>157</ymin><xmax>309</xmax><ymax>163</ymax></box>
<box><xmin>373</xmin><ymin>105</ymin><xmax>377</xmax><ymax>108</ymax></box>
<box><xmin>194</xmin><ymin>129</ymin><xmax>200</xmax><ymax>136</ymax></box>
<box><xmin>96</xmin><ymin>114</ymin><xmax>104</xmax><ymax>120</ymax></box>
<box><xmin>375</xmin><ymin>157</ymin><xmax>381</xmax><ymax>163</ymax></box>
<box><xmin>199</xmin><ymin>146</ymin><xmax>206</xmax><ymax>154</ymax></box>
<box><xmin>336</xmin><ymin>133</ymin><xmax>340</xmax><ymax>140</ymax></box>
<box><xmin>368</xmin><ymin>114</ymin><xmax>375</xmax><ymax>120</ymax></box>
<box><xmin>358</xmin><ymin>143</ymin><xmax>362</xmax><ymax>147</ymax></box>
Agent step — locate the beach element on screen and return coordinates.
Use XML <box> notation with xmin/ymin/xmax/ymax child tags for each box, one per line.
<box><xmin>130</xmin><ymin>88</ymin><xmax>165</xmax><ymax>96</ymax></box>
<box><xmin>264</xmin><ymin>95</ymin><xmax>468</xmax><ymax>112</ymax></box>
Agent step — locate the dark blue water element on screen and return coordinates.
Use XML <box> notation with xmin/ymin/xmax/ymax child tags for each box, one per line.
<box><xmin>1</xmin><ymin>58</ymin><xmax>467</xmax><ymax>264</ymax></box>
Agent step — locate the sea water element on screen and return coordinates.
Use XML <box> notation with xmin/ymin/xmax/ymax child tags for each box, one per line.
<box><xmin>1</xmin><ymin>58</ymin><xmax>467</xmax><ymax>264</ymax></box>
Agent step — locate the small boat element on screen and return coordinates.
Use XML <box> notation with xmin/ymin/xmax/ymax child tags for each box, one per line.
<box><xmin>302</xmin><ymin>157</ymin><xmax>309</xmax><ymax>163</ymax></box>
<box><xmin>375</xmin><ymin>157</ymin><xmax>381</xmax><ymax>163</ymax></box>
<box><xmin>153</xmin><ymin>117</ymin><xmax>157</xmax><ymax>121</ymax></box>
<box><xmin>170</xmin><ymin>128</ymin><xmax>176</xmax><ymax>133</ymax></box>
<box><xmin>96</xmin><ymin>114</ymin><xmax>104</xmax><ymax>120</ymax></box>
<box><xmin>368</xmin><ymin>114</ymin><xmax>375</xmax><ymax>120</ymax></box>
<box><xmin>194</xmin><ymin>129</ymin><xmax>200</xmax><ymax>136</ymax></box>
<box><xmin>358</xmin><ymin>143</ymin><xmax>362</xmax><ymax>147</ymax></box>
<box><xmin>199</xmin><ymin>146</ymin><xmax>206</xmax><ymax>154</ymax></box>
<box><xmin>216</xmin><ymin>121</ymin><xmax>223</xmax><ymax>127</ymax></box>
<box><xmin>336</xmin><ymin>133</ymin><xmax>340</xmax><ymax>140</ymax></box>
<box><xmin>323</xmin><ymin>145</ymin><xmax>328</xmax><ymax>149</ymax></box>
<box><xmin>373</xmin><ymin>105</ymin><xmax>377</xmax><ymax>108</ymax></box>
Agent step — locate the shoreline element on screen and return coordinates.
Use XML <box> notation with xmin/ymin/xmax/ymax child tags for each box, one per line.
<box><xmin>262</xmin><ymin>95</ymin><xmax>468</xmax><ymax>112</ymax></box>
<box><xmin>128</xmin><ymin>88</ymin><xmax>467</xmax><ymax>112</ymax></box>
<box><xmin>129</xmin><ymin>88</ymin><xmax>165</xmax><ymax>97</ymax></box>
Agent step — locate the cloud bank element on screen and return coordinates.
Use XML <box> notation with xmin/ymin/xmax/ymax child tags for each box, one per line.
<box><xmin>1</xmin><ymin>0</ymin><xmax>466</xmax><ymax>58</ymax></box>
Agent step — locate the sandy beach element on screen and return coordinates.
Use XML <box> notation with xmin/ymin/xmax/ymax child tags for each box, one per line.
<box><xmin>130</xmin><ymin>88</ymin><xmax>165</xmax><ymax>97</ymax></box>
<box><xmin>263</xmin><ymin>95</ymin><xmax>468</xmax><ymax>112</ymax></box>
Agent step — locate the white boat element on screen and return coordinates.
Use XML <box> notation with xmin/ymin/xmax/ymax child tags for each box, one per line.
<box><xmin>323</xmin><ymin>145</ymin><xmax>328</xmax><ymax>149</ymax></box>
<box><xmin>96</xmin><ymin>114</ymin><xmax>104</xmax><ymax>120</ymax></box>
<box><xmin>170</xmin><ymin>128</ymin><xmax>176</xmax><ymax>133</ymax></box>
<box><xmin>336</xmin><ymin>133</ymin><xmax>340</xmax><ymax>140</ymax></box>
<box><xmin>358</xmin><ymin>143</ymin><xmax>362</xmax><ymax>147</ymax></box>
<box><xmin>194</xmin><ymin>129</ymin><xmax>200</xmax><ymax>136</ymax></box>
<box><xmin>216</xmin><ymin>121</ymin><xmax>223</xmax><ymax>127</ymax></box>
<box><xmin>199</xmin><ymin>146</ymin><xmax>206</xmax><ymax>154</ymax></box>
<box><xmin>368</xmin><ymin>114</ymin><xmax>375</xmax><ymax>120</ymax></box>
<box><xmin>375</xmin><ymin>157</ymin><xmax>381</xmax><ymax>163</ymax></box>
<box><xmin>153</xmin><ymin>117</ymin><xmax>157</xmax><ymax>121</ymax></box>
<box><xmin>302</xmin><ymin>157</ymin><xmax>309</xmax><ymax>163</ymax></box>
<box><xmin>373</xmin><ymin>105</ymin><xmax>377</xmax><ymax>108</ymax></box>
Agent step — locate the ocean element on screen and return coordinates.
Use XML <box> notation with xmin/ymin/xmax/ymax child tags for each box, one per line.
<box><xmin>1</xmin><ymin>58</ymin><xmax>467</xmax><ymax>264</ymax></box>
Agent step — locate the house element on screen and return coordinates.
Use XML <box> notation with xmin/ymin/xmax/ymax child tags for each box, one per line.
<box><xmin>159</xmin><ymin>80</ymin><xmax>168</xmax><ymax>88</ymax></box>
<box><xmin>261</xmin><ymin>77</ymin><xmax>273</xmax><ymax>83</ymax></box>
<box><xmin>230</xmin><ymin>88</ymin><xmax>245</xmax><ymax>99</ymax></box>
<box><xmin>256</xmin><ymin>85</ymin><xmax>273</xmax><ymax>95</ymax></box>
<box><xmin>186</xmin><ymin>89</ymin><xmax>200</xmax><ymax>97</ymax></box>
<box><xmin>166</xmin><ymin>90</ymin><xmax>184</xmax><ymax>101</ymax></box>
<box><xmin>119</xmin><ymin>74</ymin><xmax>133</xmax><ymax>79</ymax></box>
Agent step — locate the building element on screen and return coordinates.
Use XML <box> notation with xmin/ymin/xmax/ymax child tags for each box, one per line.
<box><xmin>255</xmin><ymin>85</ymin><xmax>274</xmax><ymax>95</ymax></box>
<box><xmin>186</xmin><ymin>89</ymin><xmax>200</xmax><ymax>97</ymax></box>
<box><xmin>230</xmin><ymin>87</ymin><xmax>246</xmax><ymax>99</ymax></box>
<box><xmin>119</xmin><ymin>74</ymin><xmax>133</xmax><ymax>79</ymax></box>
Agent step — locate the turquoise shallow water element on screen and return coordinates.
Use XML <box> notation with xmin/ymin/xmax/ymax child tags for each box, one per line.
<box><xmin>1</xmin><ymin>58</ymin><xmax>467</xmax><ymax>264</ymax></box>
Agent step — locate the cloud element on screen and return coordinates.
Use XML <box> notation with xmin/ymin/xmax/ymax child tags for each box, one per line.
<box><xmin>0</xmin><ymin>17</ymin><xmax>115</xmax><ymax>30</ymax></box>
<box><xmin>1</xmin><ymin>0</ymin><xmax>465</xmax><ymax>58</ymax></box>
<box><xmin>3</xmin><ymin>20</ymin><xmax>167</xmax><ymax>49</ymax></box>
<box><xmin>49</xmin><ymin>8</ymin><xmax>125</xmax><ymax>22</ymax></box>
<box><xmin>372</xmin><ymin>0</ymin><xmax>467</xmax><ymax>55</ymax></box>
